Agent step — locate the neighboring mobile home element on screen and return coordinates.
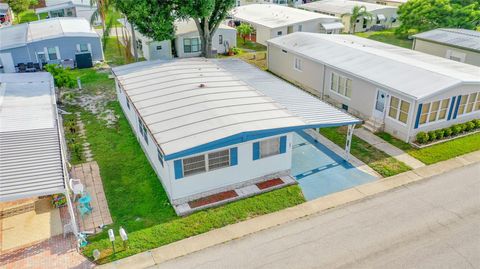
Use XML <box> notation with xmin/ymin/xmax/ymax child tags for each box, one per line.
<box><xmin>412</xmin><ymin>28</ymin><xmax>480</xmax><ymax>67</ymax></box>
<box><xmin>231</xmin><ymin>4</ymin><xmax>343</xmax><ymax>45</ymax></box>
<box><xmin>0</xmin><ymin>3</ymin><xmax>13</xmax><ymax>26</ymax></box>
<box><xmin>299</xmin><ymin>0</ymin><xmax>399</xmax><ymax>33</ymax></box>
<box><xmin>112</xmin><ymin>58</ymin><xmax>360</xmax><ymax>215</ymax></box>
<box><xmin>35</xmin><ymin>0</ymin><xmax>100</xmax><ymax>25</ymax></box>
<box><xmin>0</xmin><ymin>17</ymin><xmax>103</xmax><ymax>72</ymax></box>
<box><xmin>119</xmin><ymin>19</ymin><xmax>236</xmax><ymax>61</ymax></box>
<box><xmin>358</xmin><ymin>0</ymin><xmax>407</xmax><ymax>7</ymax></box>
<box><xmin>267</xmin><ymin>32</ymin><xmax>480</xmax><ymax>142</ymax></box>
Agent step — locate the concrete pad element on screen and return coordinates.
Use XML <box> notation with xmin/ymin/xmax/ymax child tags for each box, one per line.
<box><xmin>151</xmin><ymin>242</ymin><xmax>188</xmax><ymax>264</ymax></box>
<box><xmin>236</xmin><ymin>185</ymin><xmax>260</xmax><ymax>196</ymax></box>
<box><xmin>111</xmin><ymin>251</ymin><xmax>155</xmax><ymax>269</ymax></box>
<box><xmin>355</xmin><ymin>181</ymin><xmax>392</xmax><ymax>196</ymax></box>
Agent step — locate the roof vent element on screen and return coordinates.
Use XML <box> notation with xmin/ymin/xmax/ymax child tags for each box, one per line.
<box><xmin>199</xmin><ymin>83</ymin><xmax>206</xmax><ymax>88</ymax></box>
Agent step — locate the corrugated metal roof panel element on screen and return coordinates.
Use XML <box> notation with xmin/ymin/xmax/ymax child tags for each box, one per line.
<box><xmin>413</xmin><ymin>28</ymin><xmax>480</xmax><ymax>51</ymax></box>
<box><xmin>113</xmin><ymin>58</ymin><xmax>360</xmax><ymax>157</ymax></box>
<box><xmin>299</xmin><ymin>0</ymin><xmax>396</xmax><ymax>14</ymax></box>
<box><xmin>0</xmin><ymin>73</ymin><xmax>66</xmax><ymax>202</ymax></box>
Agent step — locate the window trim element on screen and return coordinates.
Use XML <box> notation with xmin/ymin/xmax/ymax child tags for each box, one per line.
<box><xmin>457</xmin><ymin>92</ymin><xmax>480</xmax><ymax>117</ymax></box>
<box><xmin>329</xmin><ymin>72</ymin><xmax>352</xmax><ymax>100</ymax></box>
<box><xmin>181</xmin><ymin>148</ymin><xmax>232</xmax><ymax>178</ymax></box>
<box><xmin>218</xmin><ymin>34</ymin><xmax>223</xmax><ymax>45</ymax></box>
<box><xmin>418</xmin><ymin>98</ymin><xmax>450</xmax><ymax>127</ymax></box>
<box><xmin>293</xmin><ymin>57</ymin><xmax>302</xmax><ymax>72</ymax></box>
<box><xmin>259</xmin><ymin>137</ymin><xmax>281</xmax><ymax>159</ymax></box>
<box><xmin>183</xmin><ymin>37</ymin><xmax>201</xmax><ymax>53</ymax></box>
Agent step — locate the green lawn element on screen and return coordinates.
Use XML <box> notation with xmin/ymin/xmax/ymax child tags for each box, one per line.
<box><xmin>375</xmin><ymin>131</ymin><xmax>480</xmax><ymax>165</ymax></box>
<box><xmin>319</xmin><ymin>127</ymin><xmax>411</xmax><ymax>177</ymax></box>
<box><xmin>355</xmin><ymin>29</ymin><xmax>413</xmax><ymax>49</ymax></box>
<box><xmin>237</xmin><ymin>35</ymin><xmax>267</xmax><ymax>51</ymax></box>
<box><xmin>16</xmin><ymin>9</ymin><xmax>39</xmax><ymax>24</ymax></box>
<box><xmin>103</xmin><ymin>36</ymin><xmax>134</xmax><ymax>66</ymax></box>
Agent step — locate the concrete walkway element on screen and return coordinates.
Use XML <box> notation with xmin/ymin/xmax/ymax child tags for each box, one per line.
<box><xmin>355</xmin><ymin>128</ymin><xmax>426</xmax><ymax>169</ymax></box>
<box><xmin>97</xmin><ymin>150</ymin><xmax>480</xmax><ymax>269</ymax></box>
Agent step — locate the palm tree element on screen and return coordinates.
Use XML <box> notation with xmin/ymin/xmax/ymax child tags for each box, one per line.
<box><xmin>90</xmin><ymin>0</ymin><xmax>109</xmax><ymax>33</ymax></box>
<box><xmin>346</xmin><ymin>5</ymin><xmax>373</xmax><ymax>34</ymax></box>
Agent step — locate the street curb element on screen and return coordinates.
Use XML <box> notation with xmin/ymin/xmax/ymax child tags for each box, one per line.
<box><xmin>97</xmin><ymin>150</ymin><xmax>480</xmax><ymax>269</ymax></box>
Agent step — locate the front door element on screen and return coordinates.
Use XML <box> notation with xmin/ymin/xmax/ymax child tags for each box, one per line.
<box><xmin>373</xmin><ymin>89</ymin><xmax>387</xmax><ymax>120</ymax></box>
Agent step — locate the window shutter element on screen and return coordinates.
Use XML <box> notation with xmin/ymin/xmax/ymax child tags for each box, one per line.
<box><xmin>414</xmin><ymin>103</ymin><xmax>422</xmax><ymax>129</ymax></box>
<box><xmin>55</xmin><ymin>46</ymin><xmax>61</xmax><ymax>60</ymax></box>
<box><xmin>447</xmin><ymin>96</ymin><xmax>456</xmax><ymax>120</ymax></box>
<box><xmin>174</xmin><ymin>160</ymin><xmax>183</xmax><ymax>179</ymax></box>
<box><xmin>230</xmin><ymin>147</ymin><xmax>238</xmax><ymax>166</ymax></box>
<box><xmin>453</xmin><ymin>95</ymin><xmax>462</xmax><ymax>119</ymax></box>
<box><xmin>253</xmin><ymin>142</ymin><xmax>260</xmax><ymax>160</ymax></box>
<box><xmin>279</xmin><ymin>136</ymin><xmax>287</xmax><ymax>154</ymax></box>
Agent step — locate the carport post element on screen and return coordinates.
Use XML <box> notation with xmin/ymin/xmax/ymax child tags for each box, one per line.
<box><xmin>345</xmin><ymin>124</ymin><xmax>355</xmax><ymax>161</ymax></box>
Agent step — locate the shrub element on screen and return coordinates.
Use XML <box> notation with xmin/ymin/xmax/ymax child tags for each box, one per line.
<box><xmin>474</xmin><ymin>119</ymin><xmax>480</xmax><ymax>129</ymax></box>
<box><xmin>427</xmin><ymin>131</ymin><xmax>437</xmax><ymax>141</ymax></box>
<box><xmin>460</xmin><ymin>123</ymin><xmax>468</xmax><ymax>132</ymax></box>
<box><xmin>416</xmin><ymin>132</ymin><xmax>429</xmax><ymax>144</ymax></box>
<box><xmin>466</xmin><ymin>121</ymin><xmax>475</xmax><ymax>132</ymax></box>
<box><xmin>435</xmin><ymin>129</ymin><xmax>445</xmax><ymax>140</ymax></box>
<box><xmin>452</xmin><ymin>124</ymin><xmax>462</xmax><ymax>135</ymax></box>
<box><xmin>44</xmin><ymin>64</ymin><xmax>76</xmax><ymax>89</ymax></box>
<box><xmin>444</xmin><ymin>127</ymin><xmax>453</xmax><ymax>137</ymax></box>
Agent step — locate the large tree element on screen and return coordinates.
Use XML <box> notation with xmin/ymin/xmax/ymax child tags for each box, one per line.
<box><xmin>114</xmin><ymin>0</ymin><xmax>235</xmax><ymax>58</ymax></box>
<box><xmin>396</xmin><ymin>0</ymin><xmax>480</xmax><ymax>36</ymax></box>
<box><xmin>6</xmin><ymin>0</ymin><xmax>37</xmax><ymax>20</ymax></box>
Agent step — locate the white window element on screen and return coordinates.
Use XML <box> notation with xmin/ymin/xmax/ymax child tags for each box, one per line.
<box><xmin>207</xmin><ymin>149</ymin><xmax>230</xmax><ymax>170</ymax></box>
<box><xmin>388</xmin><ymin>96</ymin><xmax>410</xmax><ymax>124</ymax></box>
<box><xmin>260</xmin><ymin>137</ymin><xmax>280</xmax><ymax>158</ymax></box>
<box><xmin>219</xmin><ymin>34</ymin><xmax>223</xmax><ymax>45</ymax></box>
<box><xmin>183</xmin><ymin>38</ymin><xmax>201</xmax><ymax>53</ymax></box>
<box><xmin>419</xmin><ymin>98</ymin><xmax>450</xmax><ymax>125</ymax></box>
<box><xmin>182</xmin><ymin>148</ymin><xmax>231</xmax><ymax>177</ymax></box>
<box><xmin>458</xmin><ymin>92</ymin><xmax>479</xmax><ymax>116</ymax></box>
<box><xmin>277</xmin><ymin>31</ymin><xmax>283</xmax><ymax>36</ymax></box>
<box><xmin>47</xmin><ymin>47</ymin><xmax>58</xmax><ymax>60</ymax></box>
<box><xmin>330</xmin><ymin>73</ymin><xmax>352</xmax><ymax>98</ymax></box>
<box><xmin>126</xmin><ymin>96</ymin><xmax>130</xmax><ymax>109</ymax></box>
<box><xmin>183</xmin><ymin>155</ymin><xmax>206</xmax><ymax>176</ymax></box>
<box><xmin>294</xmin><ymin>57</ymin><xmax>302</xmax><ymax>71</ymax></box>
<box><xmin>138</xmin><ymin>117</ymin><xmax>148</xmax><ymax>144</ymax></box>
<box><xmin>78</xmin><ymin>43</ymin><xmax>89</xmax><ymax>52</ymax></box>
<box><xmin>157</xmin><ymin>148</ymin><xmax>164</xmax><ymax>167</ymax></box>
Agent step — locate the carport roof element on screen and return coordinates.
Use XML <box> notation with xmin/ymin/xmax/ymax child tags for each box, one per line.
<box><xmin>232</xmin><ymin>4</ymin><xmax>339</xmax><ymax>29</ymax></box>
<box><xmin>268</xmin><ymin>32</ymin><xmax>480</xmax><ymax>100</ymax></box>
<box><xmin>0</xmin><ymin>73</ymin><xmax>66</xmax><ymax>202</ymax></box>
<box><xmin>112</xmin><ymin>58</ymin><xmax>360</xmax><ymax>160</ymax></box>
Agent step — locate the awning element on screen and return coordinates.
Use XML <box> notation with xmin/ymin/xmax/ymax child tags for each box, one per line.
<box><xmin>35</xmin><ymin>2</ymin><xmax>75</xmax><ymax>14</ymax></box>
<box><xmin>377</xmin><ymin>14</ymin><xmax>386</xmax><ymax>21</ymax></box>
<box><xmin>321</xmin><ymin>22</ymin><xmax>344</xmax><ymax>31</ymax></box>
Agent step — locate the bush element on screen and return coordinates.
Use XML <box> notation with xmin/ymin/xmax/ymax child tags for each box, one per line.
<box><xmin>466</xmin><ymin>121</ymin><xmax>475</xmax><ymax>132</ymax></box>
<box><xmin>427</xmin><ymin>131</ymin><xmax>437</xmax><ymax>141</ymax></box>
<box><xmin>44</xmin><ymin>64</ymin><xmax>76</xmax><ymax>89</ymax></box>
<box><xmin>460</xmin><ymin>123</ymin><xmax>468</xmax><ymax>133</ymax></box>
<box><xmin>435</xmin><ymin>129</ymin><xmax>445</xmax><ymax>140</ymax></box>
<box><xmin>443</xmin><ymin>127</ymin><xmax>453</xmax><ymax>137</ymax></box>
<box><xmin>452</xmin><ymin>124</ymin><xmax>463</xmax><ymax>135</ymax></box>
<box><xmin>474</xmin><ymin>119</ymin><xmax>480</xmax><ymax>129</ymax></box>
<box><xmin>416</xmin><ymin>132</ymin><xmax>429</xmax><ymax>144</ymax></box>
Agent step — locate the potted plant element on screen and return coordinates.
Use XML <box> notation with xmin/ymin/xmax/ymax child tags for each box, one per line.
<box><xmin>52</xmin><ymin>194</ymin><xmax>67</xmax><ymax>208</ymax></box>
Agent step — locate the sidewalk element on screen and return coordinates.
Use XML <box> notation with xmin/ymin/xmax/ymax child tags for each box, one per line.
<box><xmin>355</xmin><ymin>128</ymin><xmax>425</xmax><ymax>169</ymax></box>
<box><xmin>97</xmin><ymin>150</ymin><xmax>480</xmax><ymax>269</ymax></box>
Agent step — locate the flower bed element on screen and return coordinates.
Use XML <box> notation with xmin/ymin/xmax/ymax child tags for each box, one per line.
<box><xmin>415</xmin><ymin>119</ymin><xmax>480</xmax><ymax>145</ymax></box>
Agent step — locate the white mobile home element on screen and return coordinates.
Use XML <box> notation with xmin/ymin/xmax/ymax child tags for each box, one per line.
<box><xmin>119</xmin><ymin>19</ymin><xmax>236</xmax><ymax>61</ymax></box>
<box><xmin>358</xmin><ymin>0</ymin><xmax>407</xmax><ymax>7</ymax></box>
<box><xmin>267</xmin><ymin>33</ymin><xmax>480</xmax><ymax>142</ymax></box>
<box><xmin>231</xmin><ymin>4</ymin><xmax>344</xmax><ymax>45</ymax></box>
<box><xmin>412</xmin><ymin>28</ymin><xmax>480</xmax><ymax>67</ymax></box>
<box><xmin>0</xmin><ymin>17</ymin><xmax>103</xmax><ymax>72</ymax></box>
<box><xmin>299</xmin><ymin>0</ymin><xmax>399</xmax><ymax>33</ymax></box>
<box><xmin>112</xmin><ymin>58</ymin><xmax>360</xmax><ymax>215</ymax></box>
<box><xmin>35</xmin><ymin>0</ymin><xmax>100</xmax><ymax>25</ymax></box>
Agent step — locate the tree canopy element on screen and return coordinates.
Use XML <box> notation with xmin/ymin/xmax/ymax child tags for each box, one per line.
<box><xmin>6</xmin><ymin>0</ymin><xmax>37</xmax><ymax>16</ymax></box>
<box><xmin>396</xmin><ymin>0</ymin><xmax>480</xmax><ymax>36</ymax></box>
<box><xmin>114</xmin><ymin>0</ymin><xmax>235</xmax><ymax>58</ymax></box>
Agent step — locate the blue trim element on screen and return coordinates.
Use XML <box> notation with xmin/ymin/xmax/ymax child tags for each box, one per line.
<box><xmin>279</xmin><ymin>136</ymin><xmax>287</xmax><ymax>153</ymax></box>
<box><xmin>453</xmin><ymin>95</ymin><xmax>462</xmax><ymax>119</ymax></box>
<box><xmin>174</xmin><ymin>160</ymin><xmax>183</xmax><ymax>179</ymax></box>
<box><xmin>230</xmin><ymin>147</ymin><xmax>238</xmax><ymax>166</ymax></box>
<box><xmin>253</xmin><ymin>142</ymin><xmax>260</xmax><ymax>160</ymax></box>
<box><xmin>414</xmin><ymin>103</ymin><xmax>422</xmax><ymax>129</ymax></box>
<box><xmin>447</xmin><ymin>96</ymin><xmax>456</xmax><ymax>120</ymax></box>
<box><xmin>164</xmin><ymin>121</ymin><xmax>361</xmax><ymax>161</ymax></box>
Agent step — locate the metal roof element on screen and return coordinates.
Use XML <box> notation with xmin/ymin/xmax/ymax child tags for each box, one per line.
<box><xmin>36</xmin><ymin>0</ymin><xmax>96</xmax><ymax>14</ymax></box>
<box><xmin>413</xmin><ymin>28</ymin><xmax>480</xmax><ymax>52</ymax></box>
<box><xmin>112</xmin><ymin>58</ymin><xmax>360</xmax><ymax>159</ymax></box>
<box><xmin>232</xmin><ymin>4</ymin><xmax>340</xmax><ymax>29</ymax></box>
<box><xmin>0</xmin><ymin>3</ymin><xmax>9</xmax><ymax>13</ymax></box>
<box><xmin>0</xmin><ymin>73</ymin><xmax>66</xmax><ymax>202</ymax></box>
<box><xmin>268</xmin><ymin>32</ymin><xmax>480</xmax><ymax>100</ymax></box>
<box><xmin>299</xmin><ymin>0</ymin><xmax>397</xmax><ymax>14</ymax></box>
<box><xmin>0</xmin><ymin>17</ymin><xmax>99</xmax><ymax>50</ymax></box>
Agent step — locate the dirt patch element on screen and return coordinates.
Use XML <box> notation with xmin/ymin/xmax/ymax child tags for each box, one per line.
<box><xmin>188</xmin><ymin>190</ymin><xmax>238</xmax><ymax>209</ymax></box>
<box><xmin>256</xmin><ymin>178</ymin><xmax>284</xmax><ymax>190</ymax></box>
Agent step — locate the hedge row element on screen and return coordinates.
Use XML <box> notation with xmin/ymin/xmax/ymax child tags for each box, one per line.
<box><xmin>416</xmin><ymin>119</ymin><xmax>480</xmax><ymax>144</ymax></box>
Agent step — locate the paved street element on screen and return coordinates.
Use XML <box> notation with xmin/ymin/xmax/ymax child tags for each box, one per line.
<box><xmin>153</xmin><ymin>163</ymin><xmax>480</xmax><ymax>269</ymax></box>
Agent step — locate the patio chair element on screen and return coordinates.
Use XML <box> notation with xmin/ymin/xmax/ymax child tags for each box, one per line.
<box><xmin>69</xmin><ymin>178</ymin><xmax>84</xmax><ymax>201</ymax></box>
<box><xmin>17</xmin><ymin>63</ymin><xmax>26</xmax><ymax>73</ymax></box>
<box><xmin>26</xmin><ymin>62</ymin><xmax>35</xmax><ymax>72</ymax></box>
<box><xmin>78</xmin><ymin>203</ymin><xmax>92</xmax><ymax>217</ymax></box>
<box><xmin>33</xmin><ymin>63</ymin><xmax>41</xmax><ymax>71</ymax></box>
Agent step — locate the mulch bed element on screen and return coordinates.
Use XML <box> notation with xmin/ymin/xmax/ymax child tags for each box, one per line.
<box><xmin>256</xmin><ymin>178</ymin><xmax>284</xmax><ymax>190</ymax></box>
<box><xmin>188</xmin><ymin>190</ymin><xmax>238</xmax><ymax>209</ymax></box>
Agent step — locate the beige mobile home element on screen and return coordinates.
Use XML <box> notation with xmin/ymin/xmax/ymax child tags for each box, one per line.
<box><xmin>299</xmin><ymin>0</ymin><xmax>399</xmax><ymax>33</ymax></box>
<box><xmin>231</xmin><ymin>4</ymin><xmax>343</xmax><ymax>45</ymax></box>
<box><xmin>358</xmin><ymin>0</ymin><xmax>407</xmax><ymax>7</ymax></box>
<box><xmin>267</xmin><ymin>32</ymin><xmax>480</xmax><ymax>142</ymax></box>
<box><xmin>412</xmin><ymin>28</ymin><xmax>480</xmax><ymax>67</ymax></box>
